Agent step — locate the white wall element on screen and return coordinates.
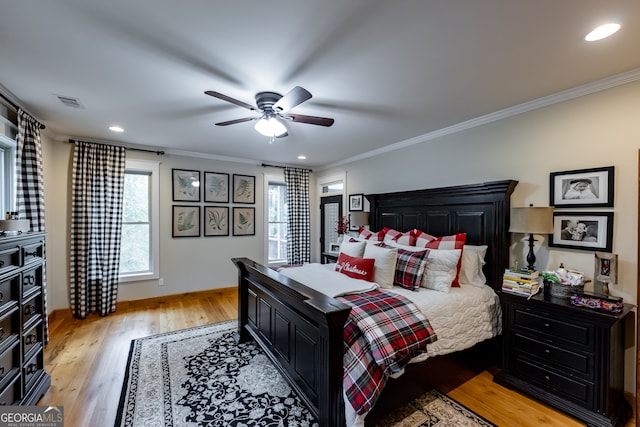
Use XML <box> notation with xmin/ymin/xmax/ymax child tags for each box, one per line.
<box><xmin>42</xmin><ymin>141</ymin><xmax>271</xmax><ymax>308</ymax></box>
<box><xmin>317</xmin><ymin>79</ymin><xmax>639</xmax><ymax>394</ymax></box>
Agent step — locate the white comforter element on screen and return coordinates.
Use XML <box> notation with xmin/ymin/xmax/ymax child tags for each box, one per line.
<box><xmin>281</xmin><ymin>263</ymin><xmax>501</xmax><ymax>427</ymax></box>
<box><xmin>278</xmin><ymin>263</ymin><xmax>379</xmax><ymax>297</ymax></box>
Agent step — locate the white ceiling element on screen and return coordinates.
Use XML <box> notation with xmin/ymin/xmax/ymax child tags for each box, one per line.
<box><xmin>1</xmin><ymin>1</ymin><xmax>639</xmax><ymax>168</ymax></box>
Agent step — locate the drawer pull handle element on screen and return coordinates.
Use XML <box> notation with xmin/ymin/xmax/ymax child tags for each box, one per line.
<box><xmin>544</xmin><ymin>375</ymin><xmax>551</xmax><ymax>381</ymax></box>
<box><xmin>24</xmin><ymin>304</ymin><xmax>36</xmax><ymax>315</ymax></box>
<box><xmin>0</xmin><ymin>367</ymin><xmax>4</xmax><ymax>377</ymax></box>
<box><xmin>544</xmin><ymin>349</ymin><xmax>551</xmax><ymax>355</ymax></box>
<box><xmin>25</xmin><ymin>333</ymin><xmax>37</xmax><ymax>345</ymax></box>
<box><xmin>0</xmin><ymin>291</ymin><xmax>3</xmax><ymax>302</ymax></box>
<box><xmin>24</xmin><ymin>276</ymin><xmax>35</xmax><ymax>286</ymax></box>
<box><xmin>24</xmin><ymin>250</ymin><xmax>38</xmax><ymax>258</ymax></box>
<box><xmin>0</xmin><ymin>261</ymin><xmax>4</xmax><ymax>268</ymax></box>
<box><xmin>0</xmin><ymin>328</ymin><xmax>4</xmax><ymax>340</ymax></box>
<box><xmin>26</xmin><ymin>364</ymin><xmax>37</xmax><ymax>375</ymax></box>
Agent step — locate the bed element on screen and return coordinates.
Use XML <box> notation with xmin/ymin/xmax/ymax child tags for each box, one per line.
<box><xmin>232</xmin><ymin>179</ymin><xmax>518</xmax><ymax>426</ymax></box>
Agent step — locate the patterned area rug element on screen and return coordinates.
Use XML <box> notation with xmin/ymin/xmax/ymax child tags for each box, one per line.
<box><xmin>115</xmin><ymin>320</ymin><xmax>495</xmax><ymax>427</ymax></box>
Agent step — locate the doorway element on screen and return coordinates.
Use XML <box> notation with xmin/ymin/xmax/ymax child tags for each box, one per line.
<box><xmin>320</xmin><ymin>195</ymin><xmax>342</xmax><ymax>261</ymax></box>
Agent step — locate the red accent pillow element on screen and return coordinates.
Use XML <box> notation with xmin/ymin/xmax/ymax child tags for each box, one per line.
<box><xmin>423</xmin><ymin>233</ymin><xmax>467</xmax><ymax>287</ymax></box>
<box><xmin>335</xmin><ymin>252</ymin><xmax>376</xmax><ymax>282</ymax></box>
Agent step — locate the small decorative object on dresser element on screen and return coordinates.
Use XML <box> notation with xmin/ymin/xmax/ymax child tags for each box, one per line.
<box><xmin>495</xmin><ymin>291</ymin><xmax>633</xmax><ymax>427</ymax></box>
<box><xmin>0</xmin><ymin>232</ymin><xmax>50</xmax><ymax>405</ymax></box>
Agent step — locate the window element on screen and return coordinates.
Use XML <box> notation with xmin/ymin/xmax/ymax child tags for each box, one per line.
<box><xmin>119</xmin><ymin>159</ymin><xmax>159</xmax><ymax>282</ymax></box>
<box><xmin>267</xmin><ymin>181</ymin><xmax>288</xmax><ymax>263</ymax></box>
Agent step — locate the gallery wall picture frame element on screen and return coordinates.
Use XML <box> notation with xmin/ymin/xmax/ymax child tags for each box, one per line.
<box><xmin>349</xmin><ymin>193</ymin><xmax>364</xmax><ymax>211</ymax></box>
<box><xmin>232</xmin><ymin>174</ymin><xmax>255</xmax><ymax>204</ymax></box>
<box><xmin>549</xmin><ymin>211</ymin><xmax>613</xmax><ymax>252</ymax></box>
<box><xmin>172</xmin><ymin>169</ymin><xmax>201</xmax><ymax>202</ymax></box>
<box><xmin>549</xmin><ymin>166</ymin><xmax>614</xmax><ymax>208</ymax></box>
<box><xmin>204</xmin><ymin>172</ymin><xmax>229</xmax><ymax>203</ymax></box>
<box><xmin>172</xmin><ymin>205</ymin><xmax>201</xmax><ymax>237</ymax></box>
<box><xmin>204</xmin><ymin>206</ymin><xmax>229</xmax><ymax>237</ymax></box>
<box><xmin>233</xmin><ymin>207</ymin><xmax>255</xmax><ymax>236</ymax></box>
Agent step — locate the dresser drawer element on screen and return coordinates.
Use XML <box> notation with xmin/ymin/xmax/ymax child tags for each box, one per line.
<box><xmin>0</xmin><ymin>307</ymin><xmax>19</xmax><ymax>351</ymax></box>
<box><xmin>513</xmin><ymin>307</ymin><xmax>592</xmax><ymax>348</ymax></box>
<box><xmin>0</xmin><ymin>340</ymin><xmax>20</xmax><ymax>385</ymax></box>
<box><xmin>513</xmin><ymin>333</ymin><xmax>593</xmax><ymax>379</ymax></box>
<box><xmin>22</xmin><ymin>266</ymin><xmax>42</xmax><ymax>297</ymax></box>
<box><xmin>0</xmin><ymin>373</ymin><xmax>21</xmax><ymax>406</ymax></box>
<box><xmin>0</xmin><ymin>247</ymin><xmax>20</xmax><ymax>272</ymax></box>
<box><xmin>514</xmin><ymin>357</ymin><xmax>593</xmax><ymax>408</ymax></box>
<box><xmin>0</xmin><ymin>275</ymin><xmax>19</xmax><ymax>312</ymax></box>
<box><xmin>22</xmin><ymin>293</ymin><xmax>42</xmax><ymax>329</ymax></box>
<box><xmin>23</xmin><ymin>351</ymin><xmax>43</xmax><ymax>392</ymax></box>
<box><xmin>22</xmin><ymin>321</ymin><xmax>42</xmax><ymax>359</ymax></box>
<box><xmin>22</xmin><ymin>242</ymin><xmax>43</xmax><ymax>265</ymax></box>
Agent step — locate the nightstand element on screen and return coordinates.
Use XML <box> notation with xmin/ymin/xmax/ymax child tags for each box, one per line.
<box><xmin>321</xmin><ymin>252</ymin><xmax>339</xmax><ymax>264</ymax></box>
<box><xmin>494</xmin><ymin>291</ymin><xmax>633</xmax><ymax>427</ymax></box>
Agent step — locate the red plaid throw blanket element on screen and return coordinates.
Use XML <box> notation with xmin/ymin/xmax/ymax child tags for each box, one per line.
<box><xmin>337</xmin><ymin>290</ymin><xmax>438</xmax><ymax>415</ymax></box>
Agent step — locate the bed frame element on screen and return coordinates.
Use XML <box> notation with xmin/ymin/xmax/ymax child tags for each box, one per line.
<box><xmin>232</xmin><ymin>179</ymin><xmax>517</xmax><ymax>426</ymax></box>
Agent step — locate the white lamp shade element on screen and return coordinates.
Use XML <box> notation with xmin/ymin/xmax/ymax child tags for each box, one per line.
<box><xmin>509</xmin><ymin>207</ymin><xmax>554</xmax><ymax>234</ymax></box>
<box><xmin>254</xmin><ymin>117</ymin><xmax>287</xmax><ymax>137</ymax></box>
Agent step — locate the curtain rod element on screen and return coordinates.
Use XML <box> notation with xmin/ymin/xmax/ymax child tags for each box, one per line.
<box><xmin>0</xmin><ymin>92</ymin><xmax>46</xmax><ymax>130</ymax></box>
<box><xmin>261</xmin><ymin>163</ymin><xmax>312</xmax><ymax>172</ymax></box>
<box><xmin>69</xmin><ymin>138</ymin><xmax>165</xmax><ymax>155</ymax></box>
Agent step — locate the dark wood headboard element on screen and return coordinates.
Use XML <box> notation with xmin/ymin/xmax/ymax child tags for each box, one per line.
<box><xmin>366</xmin><ymin>180</ymin><xmax>518</xmax><ymax>289</ymax></box>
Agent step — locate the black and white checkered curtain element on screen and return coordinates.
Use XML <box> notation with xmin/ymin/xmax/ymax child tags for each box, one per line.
<box><xmin>70</xmin><ymin>141</ymin><xmax>126</xmax><ymax>318</ymax></box>
<box><xmin>284</xmin><ymin>167</ymin><xmax>310</xmax><ymax>264</ymax></box>
<box><xmin>16</xmin><ymin>109</ymin><xmax>45</xmax><ymax>232</ymax></box>
<box><xmin>16</xmin><ymin>109</ymin><xmax>49</xmax><ymax>342</ymax></box>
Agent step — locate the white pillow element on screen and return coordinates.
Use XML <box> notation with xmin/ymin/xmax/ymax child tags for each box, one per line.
<box><xmin>459</xmin><ymin>245</ymin><xmax>488</xmax><ymax>287</ymax></box>
<box><xmin>423</xmin><ymin>249</ymin><xmax>461</xmax><ymax>293</ymax></box>
<box><xmin>363</xmin><ymin>244</ymin><xmax>398</xmax><ymax>289</ymax></box>
<box><xmin>339</xmin><ymin>239</ymin><xmax>366</xmax><ymax>257</ymax></box>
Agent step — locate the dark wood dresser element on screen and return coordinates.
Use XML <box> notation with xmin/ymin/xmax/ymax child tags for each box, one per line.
<box><xmin>0</xmin><ymin>232</ymin><xmax>50</xmax><ymax>405</ymax></box>
<box><xmin>494</xmin><ymin>291</ymin><xmax>633</xmax><ymax>427</ymax></box>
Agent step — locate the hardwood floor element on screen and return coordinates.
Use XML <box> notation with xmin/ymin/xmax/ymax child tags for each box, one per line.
<box><xmin>39</xmin><ymin>288</ymin><xmax>635</xmax><ymax>426</ymax></box>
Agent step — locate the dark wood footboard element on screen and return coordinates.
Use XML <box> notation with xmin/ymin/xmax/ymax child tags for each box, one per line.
<box><xmin>231</xmin><ymin>258</ymin><xmax>351</xmax><ymax>427</ymax></box>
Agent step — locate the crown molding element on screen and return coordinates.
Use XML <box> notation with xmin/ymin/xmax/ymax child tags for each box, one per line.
<box><xmin>321</xmin><ymin>68</ymin><xmax>640</xmax><ymax>171</ymax></box>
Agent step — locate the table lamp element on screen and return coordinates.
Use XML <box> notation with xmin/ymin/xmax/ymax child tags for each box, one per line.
<box><xmin>509</xmin><ymin>206</ymin><xmax>554</xmax><ymax>271</ymax></box>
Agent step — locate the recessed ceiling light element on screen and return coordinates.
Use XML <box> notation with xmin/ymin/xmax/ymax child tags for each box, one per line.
<box><xmin>109</xmin><ymin>125</ymin><xmax>124</xmax><ymax>132</ymax></box>
<box><xmin>585</xmin><ymin>23</ymin><xmax>621</xmax><ymax>41</ymax></box>
<box><xmin>297</xmin><ymin>155</ymin><xmax>307</xmax><ymax>160</ymax></box>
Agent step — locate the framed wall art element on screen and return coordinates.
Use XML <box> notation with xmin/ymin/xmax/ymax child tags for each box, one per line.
<box><xmin>549</xmin><ymin>211</ymin><xmax>613</xmax><ymax>252</ymax></box>
<box><xmin>549</xmin><ymin>166</ymin><xmax>614</xmax><ymax>208</ymax></box>
<box><xmin>233</xmin><ymin>207</ymin><xmax>255</xmax><ymax>236</ymax></box>
<box><xmin>172</xmin><ymin>169</ymin><xmax>201</xmax><ymax>202</ymax></box>
<box><xmin>233</xmin><ymin>174</ymin><xmax>255</xmax><ymax>204</ymax></box>
<box><xmin>172</xmin><ymin>205</ymin><xmax>200</xmax><ymax>237</ymax></box>
<box><xmin>349</xmin><ymin>193</ymin><xmax>364</xmax><ymax>211</ymax></box>
<box><xmin>204</xmin><ymin>172</ymin><xmax>229</xmax><ymax>203</ymax></box>
<box><xmin>204</xmin><ymin>206</ymin><xmax>229</xmax><ymax>236</ymax></box>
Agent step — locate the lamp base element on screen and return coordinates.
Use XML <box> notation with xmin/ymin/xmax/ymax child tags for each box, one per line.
<box><xmin>526</xmin><ymin>233</ymin><xmax>537</xmax><ymax>271</ymax></box>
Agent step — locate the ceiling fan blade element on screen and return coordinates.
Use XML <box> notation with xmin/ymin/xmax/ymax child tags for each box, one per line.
<box><xmin>205</xmin><ymin>91</ymin><xmax>257</xmax><ymax>111</ymax></box>
<box><xmin>286</xmin><ymin>114</ymin><xmax>334</xmax><ymax>127</ymax></box>
<box><xmin>273</xmin><ymin>86</ymin><xmax>312</xmax><ymax>113</ymax></box>
<box><xmin>215</xmin><ymin>117</ymin><xmax>255</xmax><ymax>126</ymax></box>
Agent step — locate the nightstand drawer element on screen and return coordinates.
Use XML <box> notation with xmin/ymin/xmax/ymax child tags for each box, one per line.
<box><xmin>514</xmin><ymin>357</ymin><xmax>593</xmax><ymax>408</ymax></box>
<box><xmin>513</xmin><ymin>307</ymin><xmax>592</xmax><ymax>348</ymax></box>
<box><xmin>514</xmin><ymin>333</ymin><xmax>592</xmax><ymax>378</ymax></box>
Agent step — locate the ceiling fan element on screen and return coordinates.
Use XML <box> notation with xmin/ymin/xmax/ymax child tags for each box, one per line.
<box><xmin>205</xmin><ymin>86</ymin><xmax>334</xmax><ymax>142</ymax></box>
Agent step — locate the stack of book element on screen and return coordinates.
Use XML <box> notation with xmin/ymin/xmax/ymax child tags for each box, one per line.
<box><xmin>502</xmin><ymin>269</ymin><xmax>541</xmax><ymax>297</ymax></box>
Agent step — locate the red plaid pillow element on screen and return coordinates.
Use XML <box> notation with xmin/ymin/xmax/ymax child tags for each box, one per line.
<box><xmin>378</xmin><ymin>243</ymin><xmax>428</xmax><ymax>291</ymax></box>
<box><xmin>423</xmin><ymin>233</ymin><xmax>467</xmax><ymax>287</ymax></box>
<box><xmin>358</xmin><ymin>227</ymin><xmax>389</xmax><ymax>241</ymax></box>
<box><xmin>335</xmin><ymin>252</ymin><xmax>376</xmax><ymax>282</ymax></box>
<box><xmin>414</xmin><ymin>230</ymin><xmax>436</xmax><ymax>246</ymax></box>
<box><xmin>392</xmin><ymin>229</ymin><xmax>436</xmax><ymax>246</ymax></box>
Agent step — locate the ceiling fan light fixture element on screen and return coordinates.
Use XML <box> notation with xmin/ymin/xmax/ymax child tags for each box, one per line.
<box><xmin>254</xmin><ymin>116</ymin><xmax>287</xmax><ymax>138</ymax></box>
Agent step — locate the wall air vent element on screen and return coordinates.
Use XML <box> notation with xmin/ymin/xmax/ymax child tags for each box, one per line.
<box><xmin>56</xmin><ymin>95</ymin><xmax>84</xmax><ymax>109</ymax></box>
